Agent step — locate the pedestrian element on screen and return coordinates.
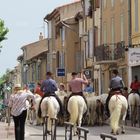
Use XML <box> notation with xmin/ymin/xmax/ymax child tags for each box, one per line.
<box><xmin>38</xmin><ymin>72</ymin><xmax>63</xmax><ymax>118</ymax></box>
<box><xmin>8</xmin><ymin>84</ymin><xmax>35</xmax><ymax>140</ymax></box>
<box><xmin>130</xmin><ymin>75</ymin><xmax>140</xmax><ymax>95</ymax></box>
<box><xmin>34</xmin><ymin>82</ymin><xmax>44</xmax><ymax>97</ymax></box>
<box><xmin>105</xmin><ymin>69</ymin><xmax>124</xmax><ymax>117</ymax></box>
<box><xmin>84</xmin><ymin>82</ymin><xmax>94</xmax><ymax>93</ymax></box>
<box><xmin>59</xmin><ymin>83</ymin><xmax>66</xmax><ymax>92</ymax></box>
<box><xmin>66</xmin><ymin>72</ymin><xmax>88</xmax><ymax>114</ymax></box>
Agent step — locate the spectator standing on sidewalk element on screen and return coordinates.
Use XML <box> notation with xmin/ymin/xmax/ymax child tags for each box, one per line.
<box><xmin>35</xmin><ymin>82</ymin><xmax>44</xmax><ymax>97</ymax></box>
<box><xmin>8</xmin><ymin>84</ymin><xmax>35</xmax><ymax>140</ymax></box>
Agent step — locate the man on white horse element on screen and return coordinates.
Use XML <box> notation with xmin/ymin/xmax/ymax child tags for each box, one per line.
<box><xmin>106</xmin><ymin>69</ymin><xmax>124</xmax><ymax>117</ymax></box>
<box><xmin>66</xmin><ymin>72</ymin><xmax>88</xmax><ymax>116</ymax></box>
<box><xmin>38</xmin><ymin>72</ymin><xmax>63</xmax><ymax>118</ymax></box>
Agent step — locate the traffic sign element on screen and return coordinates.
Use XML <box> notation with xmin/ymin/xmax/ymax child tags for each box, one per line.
<box><xmin>57</xmin><ymin>68</ymin><xmax>65</xmax><ymax>76</ymax></box>
<box><xmin>83</xmin><ymin>69</ymin><xmax>92</xmax><ymax>79</ymax></box>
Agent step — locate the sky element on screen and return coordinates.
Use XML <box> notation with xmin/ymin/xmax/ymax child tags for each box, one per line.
<box><xmin>0</xmin><ymin>0</ymin><xmax>77</xmax><ymax>76</ymax></box>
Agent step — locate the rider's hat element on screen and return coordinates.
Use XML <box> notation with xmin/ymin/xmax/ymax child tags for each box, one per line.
<box><xmin>71</xmin><ymin>72</ymin><xmax>77</xmax><ymax>76</ymax></box>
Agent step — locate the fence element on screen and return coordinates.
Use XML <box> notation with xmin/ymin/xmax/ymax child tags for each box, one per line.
<box><xmin>100</xmin><ymin>133</ymin><xmax>117</xmax><ymax>140</ymax></box>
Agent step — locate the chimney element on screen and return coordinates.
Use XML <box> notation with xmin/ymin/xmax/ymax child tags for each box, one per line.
<box><xmin>39</xmin><ymin>32</ymin><xmax>43</xmax><ymax>40</ymax></box>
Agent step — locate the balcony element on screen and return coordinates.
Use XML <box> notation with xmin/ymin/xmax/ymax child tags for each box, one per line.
<box><xmin>95</xmin><ymin>42</ymin><xmax>125</xmax><ymax>62</ymax></box>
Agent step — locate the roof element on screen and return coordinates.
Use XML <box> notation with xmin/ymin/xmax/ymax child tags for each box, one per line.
<box><xmin>44</xmin><ymin>0</ymin><xmax>81</xmax><ymax>20</ymax></box>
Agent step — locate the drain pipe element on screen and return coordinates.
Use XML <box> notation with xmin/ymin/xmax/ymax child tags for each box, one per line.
<box><xmin>128</xmin><ymin>0</ymin><xmax>132</xmax><ymax>47</ymax></box>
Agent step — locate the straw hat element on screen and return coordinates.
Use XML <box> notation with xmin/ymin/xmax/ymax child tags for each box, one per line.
<box><xmin>14</xmin><ymin>84</ymin><xmax>21</xmax><ymax>88</ymax></box>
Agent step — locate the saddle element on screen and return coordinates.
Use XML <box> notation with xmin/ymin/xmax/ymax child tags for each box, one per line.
<box><xmin>110</xmin><ymin>90</ymin><xmax>122</xmax><ymax>99</ymax></box>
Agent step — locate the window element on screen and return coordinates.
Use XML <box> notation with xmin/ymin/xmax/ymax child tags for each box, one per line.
<box><xmin>84</xmin><ymin>0</ymin><xmax>90</xmax><ymax>16</ymax></box>
<box><xmin>111</xmin><ymin>0</ymin><xmax>115</xmax><ymax>7</ymax></box>
<box><xmin>120</xmin><ymin>14</ymin><xmax>124</xmax><ymax>41</ymax></box>
<box><xmin>48</xmin><ymin>21</ymin><xmax>52</xmax><ymax>38</ymax></box>
<box><xmin>111</xmin><ymin>17</ymin><xmax>115</xmax><ymax>44</ymax></box>
<box><xmin>76</xmin><ymin>51</ymin><xmax>83</xmax><ymax>72</ymax></box>
<box><xmin>103</xmin><ymin>0</ymin><xmax>107</xmax><ymax>9</ymax></box>
<box><xmin>60</xmin><ymin>26</ymin><xmax>65</xmax><ymax>47</ymax></box>
<box><xmin>103</xmin><ymin>22</ymin><xmax>107</xmax><ymax>44</ymax></box>
<box><xmin>135</xmin><ymin>0</ymin><xmax>139</xmax><ymax>32</ymax></box>
<box><xmin>88</xmin><ymin>29</ymin><xmax>93</xmax><ymax>58</ymax></box>
<box><xmin>57</xmin><ymin>51</ymin><xmax>65</xmax><ymax>69</ymax></box>
<box><xmin>120</xmin><ymin>0</ymin><xmax>124</xmax><ymax>3</ymax></box>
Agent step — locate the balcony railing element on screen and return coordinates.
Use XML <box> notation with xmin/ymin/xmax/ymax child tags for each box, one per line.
<box><xmin>95</xmin><ymin>42</ymin><xmax>125</xmax><ymax>62</ymax></box>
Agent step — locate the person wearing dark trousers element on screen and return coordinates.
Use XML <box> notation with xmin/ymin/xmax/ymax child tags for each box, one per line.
<box><xmin>13</xmin><ymin>110</ymin><xmax>27</xmax><ymax>140</ymax></box>
<box><xmin>38</xmin><ymin>71</ymin><xmax>63</xmax><ymax>118</ymax></box>
<box><xmin>8</xmin><ymin>84</ymin><xmax>35</xmax><ymax>140</ymax></box>
<box><xmin>106</xmin><ymin>69</ymin><xmax>124</xmax><ymax>117</ymax></box>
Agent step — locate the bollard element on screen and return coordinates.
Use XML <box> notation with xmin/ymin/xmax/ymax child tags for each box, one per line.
<box><xmin>100</xmin><ymin>133</ymin><xmax>117</xmax><ymax>140</ymax></box>
<box><xmin>43</xmin><ymin>116</ymin><xmax>49</xmax><ymax>140</ymax></box>
<box><xmin>50</xmin><ymin>117</ymin><xmax>57</xmax><ymax>140</ymax></box>
<box><xmin>64</xmin><ymin>122</ymin><xmax>74</xmax><ymax>140</ymax></box>
<box><xmin>77</xmin><ymin>126</ymin><xmax>89</xmax><ymax>140</ymax></box>
<box><xmin>138</xmin><ymin>105</ymin><xmax>140</xmax><ymax>128</ymax></box>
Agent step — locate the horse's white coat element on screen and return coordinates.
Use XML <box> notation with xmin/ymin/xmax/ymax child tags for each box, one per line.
<box><xmin>109</xmin><ymin>95</ymin><xmax>128</xmax><ymax>135</ymax></box>
<box><xmin>67</xmin><ymin>95</ymin><xmax>87</xmax><ymax>134</ymax></box>
<box><xmin>128</xmin><ymin>93</ymin><xmax>140</xmax><ymax>125</ymax></box>
<box><xmin>41</xmin><ymin>96</ymin><xmax>60</xmax><ymax>131</ymax></box>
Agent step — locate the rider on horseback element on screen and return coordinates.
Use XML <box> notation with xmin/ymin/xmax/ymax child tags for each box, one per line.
<box><xmin>66</xmin><ymin>72</ymin><xmax>88</xmax><ymax>116</ymax></box>
<box><xmin>38</xmin><ymin>72</ymin><xmax>63</xmax><ymax>118</ymax></box>
<box><xmin>130</xmin><ymin>75</ymin><xmax>140</xmax><ymax>96</ymax></box>
<box><xmin>106</xmin><ymin>69</ymin><xmax>124</xmax><ymax>117</ymax></box>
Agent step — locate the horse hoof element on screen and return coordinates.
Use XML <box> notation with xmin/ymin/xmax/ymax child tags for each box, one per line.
<box><xmin>74</xmin><ymin>131</ymin><xmax>78</xmax><ymax>136</ymax></box>
<box><xmin>111</xmin><ymin>131</ymin><xmax>113</xmax><ymax>134</ymax></box>
<box><xmin>47</xmin><ymin>131</ymin><xmax>51</xmax><ymax>135</ymax></box>
<box><xmin>121</xmin><ymin>131</ymin><xmax>125</xmax><ymax>134</ymax></box>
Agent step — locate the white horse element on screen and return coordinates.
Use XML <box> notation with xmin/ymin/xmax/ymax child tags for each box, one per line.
<box><xmin>26</xmin><ymin>94</ymin><xmax>42</xmax><ymax>125</ymax></box>
<box><xmin>41</xmin><ymin>96</ymin><xmax>60</xmax><ymax>133</ymax></box>
<box><xmin>67</xmin><ymin>96</ymin><xmax>87</xmax><ymax>135</ymax></box>
<box><xmin>109</xmin><ymin>94</ymin><xmax>128</xmax><ymax>135</ymax></box>
<box><xmin>34</xmin><ymin>94</ymin><xmax>43</xmax><ymax>125</ymax></box>
<box><xmin>128</xmin><ymin>93</ymin><xmax>140</xmax><ymax>126</ymax></box>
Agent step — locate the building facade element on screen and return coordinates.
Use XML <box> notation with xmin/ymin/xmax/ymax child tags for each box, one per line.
<box><xmin>95</xmin><ymin>0</ymin><xmax>129</xmax><ymax>93</ymax></box>
<box><xmin>44</xmin><ymin>1</ymin><xmax>82</xmax><ymax>89</ymax></box>
<box><xmin>20</xmin><ymin>33</ymin><xmax>48</xmax><ymax>87</ymax></box>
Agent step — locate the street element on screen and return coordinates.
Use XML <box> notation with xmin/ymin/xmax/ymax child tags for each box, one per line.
<box><xmin>1</xmin><ymin>120</ymin><xmax>140</xmax><ymax>140</ymax></box>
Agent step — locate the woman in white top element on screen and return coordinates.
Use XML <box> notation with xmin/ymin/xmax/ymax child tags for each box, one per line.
<box><xmin>8</xmin><ymin>84</ymin><xmax>35</xmax><ymax>140</ymax></box>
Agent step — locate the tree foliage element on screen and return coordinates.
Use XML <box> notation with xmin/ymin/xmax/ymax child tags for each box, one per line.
<box><xmin>0</xmin><ymin>19</ymin><xmax>9</xmax><ymax>51</ymax></box>
<box><xmin>0</xmin><ymin>68</ymin><xmax>11</xmax><ymax>84</ymax></box>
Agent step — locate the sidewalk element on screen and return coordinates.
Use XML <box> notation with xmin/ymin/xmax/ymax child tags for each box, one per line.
<box><xmin>0</xmin><ymin>121</ymin><xmax>15</xmax><ymax>140</ymax></box>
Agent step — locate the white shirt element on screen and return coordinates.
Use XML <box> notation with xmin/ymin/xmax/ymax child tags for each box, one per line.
<box><xmin>8</xmin><ymin>90</ymin><xmax>35</xmax><ymax>116</ymax></box>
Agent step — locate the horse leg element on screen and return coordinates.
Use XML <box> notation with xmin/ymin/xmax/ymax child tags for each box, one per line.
<box><xmin>130</xmin><ymin>105</ymin><xmax>134</xmax><ymax>126</ymax></box>
<box><xmin>121</xmin><ymin>111</ymin><xmax>127</xmax><ymax>134</ymax></box>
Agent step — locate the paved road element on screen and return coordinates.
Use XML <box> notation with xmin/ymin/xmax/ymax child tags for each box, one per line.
<box><xmin>25</xmin><ymin>122</ymin><xmax>140</xmax><ymax>140</ymax></box>
<box><xmin>1</xmin><ymin>121</ymin><xmax>140</xmax><ymax>140</ymax></box>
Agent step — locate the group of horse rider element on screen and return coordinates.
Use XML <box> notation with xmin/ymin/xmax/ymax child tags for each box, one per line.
<box><xmin>106</xmin><ymin>69</ymin><xmax>140</xmax><ymax>117</ymax></box>
<box><xmin>37</xmin><ymin>71</ymin><xmax>89</xmax><ymax>118</ymax></box>
<box><xmin>31</xmin><ymin>69</ymin><xmax>140</xmax><ymax>119</ymax></box>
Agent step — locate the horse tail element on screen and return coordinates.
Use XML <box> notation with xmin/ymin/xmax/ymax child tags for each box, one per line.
<box><xmin>47</xmin><ymin>99</ymin><xmax>54</xmax><ymax>117</ymax></box>
<box><xmin>110</xmin><ymin>99</ymin><xmax>122</xmax><ymax>132</ymax></box>
<box><xmin>70</xmin><ymin>97</ymin><xmax>78</xmax><ymax>124</ymax></box>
